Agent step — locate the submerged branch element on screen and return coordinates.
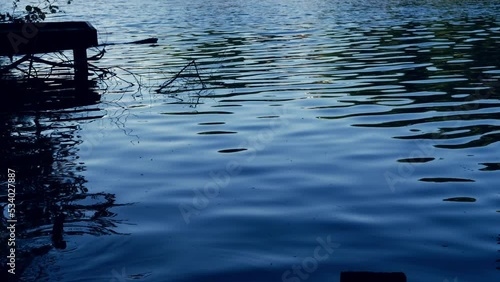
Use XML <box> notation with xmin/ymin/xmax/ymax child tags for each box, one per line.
<box><xmin>156</xmin><ymin>59</ymin><xmax>207</xmax><ymax>94</ymax></box>
<box><xmin>0</xmin><ymin>54</ymin><xmax>31</xmax><ymax>74</ymax></box>
<box><xmin>97</xmin><ymin>37</ymin><xmax>159</xmax><ymax>47</ymax></box>
<box><xmin>0</xmin><ymin>37</ymin><xmax>210</xmax><ymax>104</ymax></box>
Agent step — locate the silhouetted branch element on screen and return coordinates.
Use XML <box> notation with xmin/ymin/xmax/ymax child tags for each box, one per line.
<box><xmin>156</xmin><ymin>59</ymin><xmax>207</xmax><ymax>94</ymax></box>
<box><xmin>0</xmin><ymin>54</ymin><xmax>31</xmax><ymax>73</ymax></box>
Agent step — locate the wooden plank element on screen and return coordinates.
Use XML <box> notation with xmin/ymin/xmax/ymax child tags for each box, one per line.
<box><xmin>0</xmin><ymin>21</ymin><xmax>98</xmax><ymax>56</ymax></box>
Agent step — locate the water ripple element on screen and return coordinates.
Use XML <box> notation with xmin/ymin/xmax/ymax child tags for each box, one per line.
<box><xmin>13</xmin><ymin>1</ymin><xmax>500</xmax><ymax>282</ymax></box>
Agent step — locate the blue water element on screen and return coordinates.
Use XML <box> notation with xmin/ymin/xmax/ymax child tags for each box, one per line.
<box><xmin>1</xmin><ymin>0</ymin><xmax>499</xmax><ymax>281</ymax></box>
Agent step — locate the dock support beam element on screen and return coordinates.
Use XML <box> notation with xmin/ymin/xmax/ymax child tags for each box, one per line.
<box><xmin>73</xmin><ymin>47</ymin><xmax>89</xmax><ymax>88</ymax></box>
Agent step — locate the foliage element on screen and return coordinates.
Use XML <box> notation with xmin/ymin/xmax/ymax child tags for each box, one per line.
<box><xmin>0</xmin><ymin>0</ymin><xmax>72</xmax><ymax>23</ymax></box>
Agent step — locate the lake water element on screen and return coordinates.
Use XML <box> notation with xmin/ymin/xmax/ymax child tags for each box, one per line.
<box><xmin>1</xmin><ymin>0</ymin><xmax>499</xmax><ymax>281</ymax></box>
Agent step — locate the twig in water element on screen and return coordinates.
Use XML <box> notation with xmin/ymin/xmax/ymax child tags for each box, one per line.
<box><xmin>156</xmin><ymin>60</ymin><xmax>206</xmax><ymax>94</ymax></box>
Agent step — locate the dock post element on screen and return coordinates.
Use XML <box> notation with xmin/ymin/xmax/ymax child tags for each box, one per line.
<box><xmin>73</xmin><ymin>47</ymin><xmax>89</xmax><ymax>89</ymax></box>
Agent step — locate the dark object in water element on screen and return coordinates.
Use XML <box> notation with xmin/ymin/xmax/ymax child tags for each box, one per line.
<box><xmin>0</xmin><ymin>21</ymin><xmax>98</xmax><ymax>84</ymax></box>
<box><xmin>98</xmin><ymin>37</ymin><xmax>159</xmax><ymax>46</ymax></box>
<box><xmin>127</xmin><ymin>38</ymin><xmax>158</xmax><ymax>44</ymax></box>
<box><xmin>341</xmin><ymin>271</ymin><xmax>407</xmax><ymax>282</ymax></box>
<box><xmin>52</xmin><ymin>213</ymin><xmax>67</xmax><ymax>249</ymax></box>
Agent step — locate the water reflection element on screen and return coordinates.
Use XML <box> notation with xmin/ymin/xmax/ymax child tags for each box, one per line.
<box><xmin>0</xmin><ymin>92</ymin><xmax>127</xmax><ymax>281</ymax></box>
<box><xmin>311</xmin><ymin>18</ymin><xmax>500</xmax><ymax>152</ymax></box>
<box><xmin>1</xmin><ymin>0</ymin><xmax>496</xmax><ymax>281</ymax></box>
<box><xmin>479</xmin><ymin>163</ymin><xmax>500</xmax><ymax>171</ymax></box>
<box><xmin>0</xmin><ymin>77</ymin><xmax>101</xmax><ymax>111</ymax></box>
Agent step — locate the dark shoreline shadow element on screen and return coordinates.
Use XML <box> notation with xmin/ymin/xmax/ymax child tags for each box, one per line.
<box><xmin>0</xmin><ymin>75</ymin><xmax>101</xmax><ymax>111</ymax></box>
<box><xmin>0</xmin><ymin>81</ymin><xmax>129</xmax><ymax>282</ymax></box>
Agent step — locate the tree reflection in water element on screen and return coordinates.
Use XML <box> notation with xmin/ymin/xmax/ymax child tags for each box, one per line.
<box><xmin>0</xmin><ymin>88</ymin><xmax>129</xmax><ymax>281</ymax></box>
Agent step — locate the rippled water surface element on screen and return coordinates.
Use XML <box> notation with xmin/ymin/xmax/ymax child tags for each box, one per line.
<box><xmin>1</xmin><ymin>0</ymin><xmax>500</xmax><ymax>281</ymax></box>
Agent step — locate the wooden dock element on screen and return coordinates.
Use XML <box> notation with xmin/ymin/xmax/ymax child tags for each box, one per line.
<box><xmin>0</xmin><ymin>21</ymin><xmax>98</xmax><ymax>83</ymax></box>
